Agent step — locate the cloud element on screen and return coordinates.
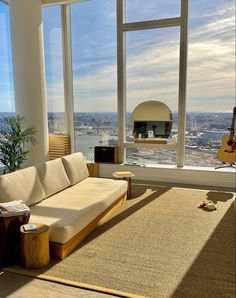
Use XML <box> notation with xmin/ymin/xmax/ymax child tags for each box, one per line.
<box><xmin>45</xmin><ymin>2</ymin><xmax>235</xmax><ymax>113</ymax></box>
<box><xmin>125</xmin><ymin>0</ymin><xmax>180</xmax><ymax>21</ymax></box>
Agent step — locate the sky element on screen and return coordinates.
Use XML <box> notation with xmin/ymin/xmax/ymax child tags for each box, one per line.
<box><xmin>0</xmin><ymin>2</ymin><xmax>15</xmax><ymax>113</ymax></box>
<box><xmin>0</xmin><ymin>0</ymin><xmax>235</xmax><ymax>113</ymax></box>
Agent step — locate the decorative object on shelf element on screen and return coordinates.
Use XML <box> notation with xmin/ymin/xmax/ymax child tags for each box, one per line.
<box><xmin>0</xmin><ymin>115</ymin><xmax>37</xmax><ymax>174</ymax></box>
<box><xmin>216</xmin><ymin>106</ymin><xmax>236</xmax><ymax>169</ymax></box>
<box><xmin>132</xmin><ymin>101</ymin><xmax>173</xmax><ymax>143</ymax></box>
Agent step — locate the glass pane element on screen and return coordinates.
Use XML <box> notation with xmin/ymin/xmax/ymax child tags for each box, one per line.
<box><xmin>42</xmin><ymin>6</ymin><xmax>66</xmax><ymax>134</ymax></box>
<box><xmin>126</xmin><ymin>148</ymin><xmax>176</xmax><ymax>165</ymax></box>
<box><xmin>126</xmin><ymin>0</ymin><xmax>180</xmax><ymax>23</ymax></box>
<box><xmin>186</xmin><ymin>0</ymin><xmax>235</xmax><ymax>167</ymax></box>
<box><xmin>0</xmin><ymin>2</ymin><xmax>15</xmax><ymax>114</ymax></box>
<box><xmin>71</xmin><ymin>0</ymin><xmax>117</xmax><ymax>160</ymax></box>
<box><xmin>126</xmin><ymin>27</ymin><xmax>179</xmax><ymax>165</ymax></box>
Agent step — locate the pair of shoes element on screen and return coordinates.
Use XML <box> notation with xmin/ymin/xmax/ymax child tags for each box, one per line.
<box><xmin>198</xmin><ymin>200</ymin><xmax>217</xmax><ymax>210</ymax></box>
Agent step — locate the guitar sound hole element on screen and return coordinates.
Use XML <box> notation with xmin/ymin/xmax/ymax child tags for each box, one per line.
<box><xmin>227</xmin><ymin>140</ymin><xmax>233</xmax><ymax>146</ymax></box>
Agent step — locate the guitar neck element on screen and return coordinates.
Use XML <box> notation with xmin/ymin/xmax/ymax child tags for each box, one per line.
<box><xmin>229</xmin><ymin>107</ymin><xmax>236</xmax><ymax>140</ymax></box>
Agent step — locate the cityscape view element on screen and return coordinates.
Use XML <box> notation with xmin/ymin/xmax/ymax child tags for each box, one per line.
<box><xmin>47</xmin><ymin>111</ymin><xmax>233</xmax><ymax>168</ymax></box>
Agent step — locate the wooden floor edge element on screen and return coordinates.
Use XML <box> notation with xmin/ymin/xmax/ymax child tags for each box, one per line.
<box><xmin>3</xmin><ymin>267</ymin><xmax>146</xmax><ymax>298</ymax></box>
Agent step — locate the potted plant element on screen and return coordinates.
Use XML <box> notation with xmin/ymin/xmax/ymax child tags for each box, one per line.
<box><xmin>0</xmin><ymin>115</ymin><xmax>37</xmax><ymax>174</ymax></box>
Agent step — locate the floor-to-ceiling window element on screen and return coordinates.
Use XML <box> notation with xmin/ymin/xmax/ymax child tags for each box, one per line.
<box><xmin>42</xmin><ymin>5</ymin><xmax>66</xmax><ymax>134</ymax></box>
<box><xmin>185</xmin><ymin>0</ymin><xmax>235</xmax><ymax>167</ymax></box>
<box><xmin>70</xmin><ymin>0</ymin><xmax>117</xmax><ymax>161</ymax></box>
<box><xmin>0</xmin><ymin>1</ymin><xmax>15</xmax><ymax>116</ymax></box>
<box><xmin>125</xmin><ymin>27</ymin><xmax>180</xmax><ymax>165</ymax></box>
<box><xmin>122</xmin><ymin>0</ymin><xmax>182</xmax><ymax>166</ymax></box>
<box><xmin>42</xmin><ymin>0</ymin><xmax>235</xmax><ymax>171</ymax></box>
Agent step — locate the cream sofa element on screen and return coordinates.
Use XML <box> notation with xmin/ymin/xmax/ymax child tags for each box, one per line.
<box><xmin>0</xmin><ymin>153</ymin><xmax>127</xmax><ymax>259</ymax></box>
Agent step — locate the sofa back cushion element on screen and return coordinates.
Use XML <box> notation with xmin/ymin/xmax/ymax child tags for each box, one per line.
<box><xmin>62</xmin><ymin>152</ymin><xmax>89</xmax><ymax>185</ymax></box>
<box><xmin>0</xmin><ymin>167</ymin><xmax>45</xmax><ymax>206</ymax></box>
<box><xmin>36</xmin><ymin>158</ymin><xmax>71</xmax><ymax>198</ymax></box>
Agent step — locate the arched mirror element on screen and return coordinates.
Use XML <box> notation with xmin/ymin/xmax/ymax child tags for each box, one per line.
<box><xmin>132</xmin><ymin>101</ymin><xmax>173</xmax><ymax>141</ymax></box>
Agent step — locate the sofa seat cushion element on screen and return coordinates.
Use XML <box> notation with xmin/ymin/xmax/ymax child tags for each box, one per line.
<box><xmin>29</xmin><ymin>177</ymin><xmax>127</xmax><ymax>243</ymax></box>
<box><xmin>0</xmin><ymin>167</ymin><xmax>45</xmax><ymax>206</ymax></box>
<box><xmin>61</xmin><ymin>152</ymin><xmax>89</xmax><ymax>185</ymax></box>
<box><xmin>36</xmin><ymin>158</ymin><xmax>71</xmax><ymax>198</ymax></box>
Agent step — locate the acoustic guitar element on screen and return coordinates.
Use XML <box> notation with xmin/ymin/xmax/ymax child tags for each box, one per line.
<box><xmin>217</xmin><ymin>107</ymin><xmax>236</xmax><ymax>164</ymax></box>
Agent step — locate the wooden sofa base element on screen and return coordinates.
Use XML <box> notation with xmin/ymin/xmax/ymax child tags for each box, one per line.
<box><xmin>49</xmin><ymin>193</ymin><xmax>127</xmax><ymax>260</ymax></box>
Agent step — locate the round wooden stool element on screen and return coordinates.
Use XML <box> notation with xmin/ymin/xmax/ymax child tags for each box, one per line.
<box><xmin>19</xmin><ymin>223</ymin><xmax>50</xmax><ymax>269</ymax></box>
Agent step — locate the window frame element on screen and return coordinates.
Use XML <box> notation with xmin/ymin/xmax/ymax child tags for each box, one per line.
<box><xmin>41</xmin><ymin>0</ymin><xmax>234</xmax><ymax>178</ymax></box>
<box><xmin>117</xmin><ymin>0</ymin><xmax>188</xmax><ymax>166</ymax></box>
<box><xmin>43</xmin><ymin>1</ymin><xmax>188</xmax><ymax>166</ymax></box>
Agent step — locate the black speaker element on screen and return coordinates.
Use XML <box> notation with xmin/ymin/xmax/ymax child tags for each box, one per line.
<box><xmin>94</xmin><ymin>146</ymin><xmax>118</xmax><ymax>163</ymax></box>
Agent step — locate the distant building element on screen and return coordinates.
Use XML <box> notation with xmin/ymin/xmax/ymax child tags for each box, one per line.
<box><xmin>200</xmin><ymin>130</ymin><xmax>227</xmax><ymax>145</ymax></box>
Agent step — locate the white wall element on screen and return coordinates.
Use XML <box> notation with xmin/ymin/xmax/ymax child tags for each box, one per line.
<box><xmin>99</xmin><ymin>164</ymin><xmax>235</xmax><ymax>189</ymax></box>
<box><xmin>9</xmin><ymin>0</ymin><xmax>48</xmax><ymax>165</ymax></box>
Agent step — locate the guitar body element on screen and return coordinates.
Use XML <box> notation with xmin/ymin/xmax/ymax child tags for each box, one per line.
<box><xmin>217</xmin><ymin>134</ymin><xmax>236</xmax><ymax>164</ymax></box>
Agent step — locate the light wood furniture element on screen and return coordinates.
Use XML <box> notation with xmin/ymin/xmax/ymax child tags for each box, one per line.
<box><xmin>50</xmin><ymin>193</ymin><xmax>126</xmax><ymax>260</ymax></box>
<box><xmin>135</xmin><ymin>138</ymin><xmax>168</xmax><ymax>144</ymax></box>
<box><xmin>19</xmin><ymin>223</ymin><xmax>50</xmax><ymax>269</ymax></box>
<box><xmin>49</xmin><ymin>134</ymin><xmax>71</xmax><ymax>160</ymax></box>
<box><xmin>112</xmin><ymin>172</ymin><xmax>135</xmax><ymax>199</ymax></box>
<box><xmin>87</xmin><ymin>162</ymin><xmax>99</xmax><ymax>177</ymax></box>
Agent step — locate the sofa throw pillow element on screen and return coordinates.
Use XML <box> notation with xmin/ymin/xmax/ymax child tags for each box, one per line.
<box><xmin>0</xmin><ymin>167</ymin><xmax>46</xmax><ymax>206</ymax></box>
<box><xmin>36</xmin><ymin>158</ymin><xmax>71</xmax><ymax>198</ymax></box>
<box><xmin>62</xmin><ymin>152</ymin><xmax>89</xmax><ymax>185</ymax></box>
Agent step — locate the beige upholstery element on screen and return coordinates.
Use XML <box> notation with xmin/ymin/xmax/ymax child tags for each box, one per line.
<box><xmin>0</xmin><ymin>153</ymin><xmax>128</xmax><ymax>255</ymax></box>
<box><xmin>36</xmin><ymin>158</ymin><xmax>71</xmax><ymax>198</ymax></box>
<box><xmin>29</xmin><ymin>177</ymin><xmax>127</xmax><ymax>243</ymax></box>
<box><xmin>62</xmin><ymin>152</ymin><xmax>89</xmax><ymax>185</ymax></box>
<box><xmin>0</xmin><ymin>167</ymin><xmax>45</xmax><ymax>206</ymax></box>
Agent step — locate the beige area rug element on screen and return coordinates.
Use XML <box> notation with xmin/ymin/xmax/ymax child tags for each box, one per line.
<box><xmin>5</xmin><ymin>184</ymin><xmax>235</xmax><ymax>298</ymax></box>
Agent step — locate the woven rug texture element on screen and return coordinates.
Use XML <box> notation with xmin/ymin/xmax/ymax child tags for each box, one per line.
<box><xmin>5</xmin><ymin>184</ymin><xmax>235</xmax><ymax>298</ymax></box>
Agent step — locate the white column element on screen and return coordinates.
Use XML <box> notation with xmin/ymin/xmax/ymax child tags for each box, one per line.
<box><xmin>9</xmin><ymin>0</ymin><xmax>48</xmax><ymax>165</ymax></box>
<box><xmin>117</xmin><ymin>0</ymin><xmax>126</xmax><ymax>163</ymax></box>
<box><xmin>177</xmin><ymin>0</ymin><xmax>188</xmax><ymax>167</ymax></box>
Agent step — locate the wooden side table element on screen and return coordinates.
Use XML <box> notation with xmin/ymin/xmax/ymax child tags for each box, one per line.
<box><xmin>112</xmin><ymin>172</ymin><xmax>135</xmax><ymax>199</ymax></box>
<box><xmin>0</xmin><ymin>213</ymin><xmax>30</xmax><ymax>268</ymax></box>
<box><xmin>19</xmin><ymin>223</ymin><xmax>50</xmax><ymax>269</ymax></box>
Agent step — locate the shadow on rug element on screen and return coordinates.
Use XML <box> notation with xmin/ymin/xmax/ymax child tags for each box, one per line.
<box><xmin>5</xmin><ymin>185</ymin><xmax>235</xmax><ymax>298</ymax></box>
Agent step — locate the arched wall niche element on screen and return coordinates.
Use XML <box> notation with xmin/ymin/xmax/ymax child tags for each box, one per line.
<box><xmin>132</xmin><ymin>101</ymin><xmax>173</xmax><ymax>140</ymax></box>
